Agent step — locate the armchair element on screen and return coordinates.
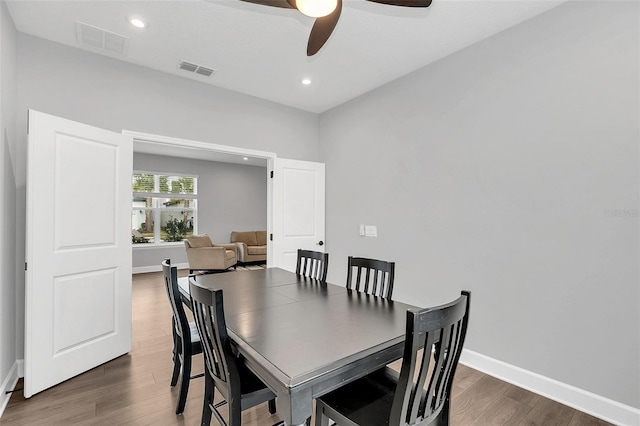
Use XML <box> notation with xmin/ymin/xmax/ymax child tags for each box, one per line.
<box><xmin>184</xmin><ymin>234</ymin><xmax>237</xmax><ymax>273</ymax></box>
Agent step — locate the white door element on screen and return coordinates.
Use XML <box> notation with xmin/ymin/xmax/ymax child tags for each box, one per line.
<box><xmin>271</xmin><ymin>158</ymin><xmax>325</xmax><ymax>272</ymax></box>
<box><xmin>24</xmin><ymin>110</ymin><xmax>133</xmax><ymax>397</ymax></box>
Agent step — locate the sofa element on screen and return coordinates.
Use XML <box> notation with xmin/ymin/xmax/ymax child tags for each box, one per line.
<box><xmin>184</xmin><ymin>234</ymin><xmax>237</xmax><ymax>273</ymax></box>
<box><xmin>230</xmin><ymin>231</ymin><xmax>267</xmax><ymax>263</ymax></box>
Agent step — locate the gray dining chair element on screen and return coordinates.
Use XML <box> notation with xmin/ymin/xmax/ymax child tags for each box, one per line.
<box><xmin>346</xmin><ymin>256</ymin><xmax>395</xmax><ymax>299</ymax></box>
<box><xmin>161</xmin><ymin>259</ymin><xmax>203</xmax><ymax>414</ymax></box>
<box><xmin>189</xmin><ymin>277</ymin><xmax>284</xmax><ymax>426</ymax></box>
<box><xmin>314</xmin><ymin>291</ymin><xmax>471</xmax><ymax>426</ymax></box>
<box><xmin>296</xmin><ymin>249</ymin><xmax>329</xmax><ymax>282</ymax></box>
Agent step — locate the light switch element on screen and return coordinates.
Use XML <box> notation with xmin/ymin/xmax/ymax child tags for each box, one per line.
<box><xmin>359</xmin><ymin>224</ymin><xmax>365</xmax><ymax>236</ymax></box>
<box><xmin>365</xmin><ymin>225</ymin><xmax>377</xmax><ymax>237</ymax></box>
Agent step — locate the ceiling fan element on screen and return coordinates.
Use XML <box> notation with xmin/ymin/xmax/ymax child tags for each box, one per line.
<box><xmin>239</xmin><ymin>0</ymin><xmax>433</xmax><ymax>56</ymax></box>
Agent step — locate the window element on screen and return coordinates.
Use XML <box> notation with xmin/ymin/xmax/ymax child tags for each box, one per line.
<box><xmin>132</xmin><ymin>172</ymin><xmax>197</xmax><ymax>245</ymax></box>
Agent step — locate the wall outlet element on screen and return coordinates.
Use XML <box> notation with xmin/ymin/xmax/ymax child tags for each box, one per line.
<box><xmin>365</xmin><ymin>225</ymin><xmax>377</xmax><ymax>237</ymax></box>
<box><xmin>359</xmin><ymin>224</ymin><xmax>365</xmax><ymax>236</ymax></box>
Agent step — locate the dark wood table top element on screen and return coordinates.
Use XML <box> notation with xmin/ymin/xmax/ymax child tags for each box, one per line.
<box><xmin>179</xmin><ymin>268</ymin><xmax>417</xmax><ymax>425</ymax></box>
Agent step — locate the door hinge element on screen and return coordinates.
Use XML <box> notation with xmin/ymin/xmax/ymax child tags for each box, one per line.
<box><xmin>24</xmin><ymin>262</ymin><xmax>27</xmax><ymax>271</ymax></box>
<box><xmin>270</xmin><ymin>234</ymin><xmax>273</xmax><ymax>241</ymax></box>
<box><xmin>270</xmin><ymin>171</ymin><xmax>273</xmax><ymax>178</ymax></box>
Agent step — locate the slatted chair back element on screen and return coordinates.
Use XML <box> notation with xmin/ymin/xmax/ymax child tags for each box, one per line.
<box><xmin>389</xmin><ymin>291</ymin><xmax>471</xmax><ymax>426</ymax></box>
<box><xmin>161</xmin><ymin>259</ymin><xmax>190</xmax><ymax>347</ymax></box>
<box><xmin>189</xmin><ymin>278</ymin><xmax>240</xmax><ymax>404</ymax></box>
<box><xmin>296</xmin><ymin>249</ymin><xmax>329</xmax><ymax>282</ymax></box>
<box><xmin>346</xmin><ymin>256</ymin><xmax>395</xmax><ymax>299</ymax></box>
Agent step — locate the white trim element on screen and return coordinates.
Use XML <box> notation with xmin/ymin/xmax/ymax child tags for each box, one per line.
<box><xmin>460</xmin><ymin>349</ymin><xmax>640</xmax><ymax>426</ymax></box>
<box><xmin>133</xmin><ymin>262</ymin><xmax>189</xmax><ymax>274</ymax></box>
<box><xmin>123</xmin><ymin>130</ymin><xmax>277</xmax><ymax>160</ymax></box>
<box><xmin>0</xmin><ymin>361</ymin><xmax>21</xmax><ymax>418</ymax></box>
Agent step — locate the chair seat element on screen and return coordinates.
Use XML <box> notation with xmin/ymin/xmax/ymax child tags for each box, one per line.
<box><xmin>237</xmin><ymin>360</ymin><xmax>276</xmax><ymax>410</ymax></box>
<box><xmin>317</xmin><ymin>368</ymin><xmax>399</xmax><ymax>426</ymax></box>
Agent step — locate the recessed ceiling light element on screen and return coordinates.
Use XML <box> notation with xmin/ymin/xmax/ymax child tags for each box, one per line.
<box><xmin>243</xmin><ymin>157</ymin><xmax>249</xmax><ymax>161</ymax></box>
<box><xmin>302</xmin><ymin>78</ymin><xmax>312</xmax><ymax>85</ymax></box>
<box><xmin>129</xmin><ymin>17</ymin><xmax>146</xmax><ymax>29</ymax></box>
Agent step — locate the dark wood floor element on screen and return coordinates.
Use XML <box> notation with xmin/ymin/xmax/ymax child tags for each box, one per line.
<box><xmin>0</xmin><ymin>271</ymin><xmax>613</xmax><ymax>426</ymax></box>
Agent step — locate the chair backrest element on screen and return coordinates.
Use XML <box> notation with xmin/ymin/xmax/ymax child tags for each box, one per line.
<box><xmin>389</xmin><ymin>291</ymin><xmax>471</xmax><ymax>426</ymax></box>
<box><xmin>185</xmin><ymin>234</ymin><xmax>214</xmax><ymax>249</ymax></box>
<box><xmin>296</xmin><ymin>249</ymin><xmax>329</xmax><ymax>282</ymax></box>
<box><xmin>189</xmin><ymin>277</ymin><xmax>241</xmax><ymax>403</ymax></box>
<box><xmin>161</xmin><ymin>259</ymin><xmax>190</xmax><ymax>343</ymax></box>
<box><xmin>346</xmin><ymin>256</ymin><xmax>395</xmax><ymax>299</ymax></box>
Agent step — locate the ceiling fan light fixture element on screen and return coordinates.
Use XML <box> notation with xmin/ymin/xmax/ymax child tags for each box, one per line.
<box><xmin>295</xmin><ymin>0</ymin><xmax>337</xmax><ymax>18</ymax></box>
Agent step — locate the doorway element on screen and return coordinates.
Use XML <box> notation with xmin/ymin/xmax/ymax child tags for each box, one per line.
<box><xmin>124</xmin><ymin>131</ymin><xmax>277</xmax><ymax>270</ymax></box>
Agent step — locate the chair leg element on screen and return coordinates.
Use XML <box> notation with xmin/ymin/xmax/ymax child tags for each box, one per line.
<box><xmin>176</xmin><ymin>351</ymin><xmax>192</xmax><ymax>414</ymax></box>
<box><xmin>170</xmin><ymin>323</ymin><xmax>181</xmax><ymax>387</ymax></box>
<box><xmin>229</xmin><ymin>397</ymin><xmax>242</xmax><ymax>426</ymax></box>
<box><xmin>268</xmin><ymin>399</ymin><xmax>276</xmax><ymax>414</ymax></box>
<box><xmin>201</xmin><ymin>375</ymin><xmax>214</xmax><ymax>426</ymax></box>
<box><xmin>315</xmin><ymin>403</ymin><xmax>329</xmax><ymax>426</ymax></box>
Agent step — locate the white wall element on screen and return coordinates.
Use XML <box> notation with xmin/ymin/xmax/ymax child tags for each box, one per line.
<box><xmin>0</xmin><ymin>0</ymin><xmax>18</xmax><ymax>414</ymax></box>
<box><xmin>14</xmin><ymin>34</ymin><xmax>321</xmax><ymax>360</ymax></box>
<box><xmin>321</xmin><ymin>0</ymin><xmax>639</xmax><ymax>415</ymax></box>
<box><xmin>132</xmin><ymin>153</ymin><xmax>267</xmax><ymax>269</ymax></box>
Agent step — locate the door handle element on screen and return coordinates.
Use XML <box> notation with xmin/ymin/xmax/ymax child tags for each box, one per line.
<box><xmin>318</xmin><ymin>241</ymin><xmax>324</xmax><ymax>246</ymax></box>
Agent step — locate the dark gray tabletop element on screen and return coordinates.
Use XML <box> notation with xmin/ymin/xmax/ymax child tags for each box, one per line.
<box><xmin>180</xmin><ymin>268</ymin><xmax>417</xmax><ymax>425</ymax></box>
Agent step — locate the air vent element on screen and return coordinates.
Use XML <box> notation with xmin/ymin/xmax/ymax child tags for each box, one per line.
<box><xmin>76</xmin><ymin>21</ymin><xmax>129</xmax><ymax>56</ymax></box>
<box><xmin>179</xmin><ymin>61</ymin><xmax>216</xmax><ymax>77</ymax></box>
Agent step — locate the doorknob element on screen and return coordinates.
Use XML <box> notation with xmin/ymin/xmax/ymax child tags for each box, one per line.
<box><xmin>318</xmin><ymin>241</ymin><xmax>324</xmax><ymax>246</ymax></box>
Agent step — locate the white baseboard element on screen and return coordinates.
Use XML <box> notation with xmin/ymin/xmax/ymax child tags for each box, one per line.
<box><xmin>0</xmin><ymin>361</ymin><xmax>21</xmax><ymax>419</ymax></box>
<box><xmin>17</xmin><ymin>360</ymin><xmax>24</xmax><ymax>378</ymax></box>
<box><xmin>132</xmin><ymin>263</ymin><xmax>189</xmax><ymax>274</ymax></box>
<box><xmin>459</xmin><ymin>349</ymin><xmax>640</xmax><ymax>426</ymax></box>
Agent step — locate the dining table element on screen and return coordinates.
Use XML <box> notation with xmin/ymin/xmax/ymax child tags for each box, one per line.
<box><xmin>178</xmin><ymin>267</ymin><xmax>419</xmax><ymax>426</ymax></box>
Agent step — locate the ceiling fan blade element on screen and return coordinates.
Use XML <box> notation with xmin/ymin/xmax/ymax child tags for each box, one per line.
<box><xmin>238</xmin><ymin>0</ymin><xmax>295</xmax><ymax>9</ymax></box>
<box><xmin>365</xmin><ymin>0</ymin><xmax>431</xmax><ymax>7</ymax></box>
<box><xmin>307</xmin><ymin>0</ymin><xmax>342</xmax><ymax>56</ymax></box>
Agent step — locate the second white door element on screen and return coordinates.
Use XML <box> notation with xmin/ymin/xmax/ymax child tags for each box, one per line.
<box><xmin>271</xmin><ymin>158</ymin><xmax>325</xmax><ymax>272</ymax></box>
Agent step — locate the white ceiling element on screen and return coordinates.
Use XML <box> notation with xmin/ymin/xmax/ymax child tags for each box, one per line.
<box><xmin>7</xmin><ymin>0</ymin><xmax>566</xmax><ymax>114</ymax></box>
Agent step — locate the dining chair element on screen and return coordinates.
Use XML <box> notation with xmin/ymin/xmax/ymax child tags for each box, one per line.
<box><xmin>296</xmin><ymin>249</ymin><xmax>329</xmax><ymax>282</ymax></box>
<box><xmin>161</xmin><ymin>259</ymin><xmax>204</xmax><ymax>414</ymax></box>
<box><xmin>346</xmin><ymin>256</ymin><xmax>395</xmax><ymax>299</ymax></box>
<box><xmin>189</xmin><ymin>277</ymin><xmax>283</xmax><ymax>426</ymax></box>
<box><xmin>314</xmin><ymin>290</ymin><xmax>471</xmax><ymax>426</ymax></box>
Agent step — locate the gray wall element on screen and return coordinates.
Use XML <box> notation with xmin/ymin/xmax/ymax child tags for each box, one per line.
<box><xmin>0</xmin><ymin>0</ymin><xmax>17</xmax><ymax>403</ymax></box>
<box><xmin>132</xmin><ymin>153</ymin><xmax>267</xmax><ymax>269</ymax></box>
<box><xmin>13</xmin><ymin>34</ymin><xmax>321</xmax><ymax>360</ymax></box>
<box><xmin>320</xmin><ymin>1</ymin><xmax>639</xmax><ymax>409</ymax></box>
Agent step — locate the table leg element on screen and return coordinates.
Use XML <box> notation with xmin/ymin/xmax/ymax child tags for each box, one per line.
<box><xmin>278</xmin><ymin>387</ymin><xmax>313</xmax><ymax>426</ymax></box>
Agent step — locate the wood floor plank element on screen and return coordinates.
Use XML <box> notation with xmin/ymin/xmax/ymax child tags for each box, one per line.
<box><xmin>450</xmin><ymin>375</ymin><xmax>511</xmax><ymax>424</ymax></box>
<box><xmin>518</xmin><ymin>397</ymin><xmax>576</xmax><ymax>426</ymax></box>
<box><xmin>0</xmin><ymin>271</ymin><xmax>614</xmax><ymax>426</ymax></box>
<box><xmin>470</xmin><ymin>394</ymin><xmax>532</xmax><ymax>425</ymax></box>
<box><xmin>568</xmin><ymin>411</ymin><xmax>615</xmax><ymax>426</ymax></box>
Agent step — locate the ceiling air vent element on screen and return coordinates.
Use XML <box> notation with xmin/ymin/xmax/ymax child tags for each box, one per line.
<box><xmin>179</xmin><ymin>61</ymin><xmax>215</xmax><ymax>77</ymax></box>
<box><xmin>76</xmin><ymin>21</ymin><xmax>129</xmax><ymax>56</ymax></box>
